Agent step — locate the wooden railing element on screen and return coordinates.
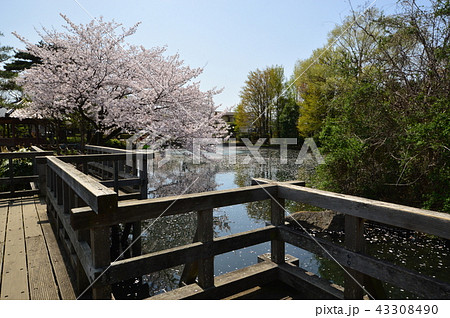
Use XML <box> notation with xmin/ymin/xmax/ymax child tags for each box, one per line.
<box><xmin>58</xmin><ymin>153</ymin><xmax>149</xmax><ymax>201</ymax></box>
<box><xmin>63</xmin><ymin>175</ymin><xmax>450</xmax><ymax>300</ymax></box>
<box><xmin>33</xmin><ymin>145</ymin><xmax>450</xmax><ymax>299</ymax></box>
<box><xmin>276</xmin><ymin>182</ymin><xmax>450</xmax><ymax>299</ymax></box>
<box><xmin>83</xmin><ymin>145</ymin><xmax>152</xmax><ymax>200</ymax></box>
<box><xmin>44</xmin><ymin>146</ymin><xmax>157</xmax><ymax>298</ymax></box>
<box><xmin>45</xmin><ymin>155</ymin><xmax>117</xmax><ymax>299</ymax></box>
<box><xmin>0</xmin><ymin>147</ymin><xmax>53</xmax><ymax>199</ymax></box>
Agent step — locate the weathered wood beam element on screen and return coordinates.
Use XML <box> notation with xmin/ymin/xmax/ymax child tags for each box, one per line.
<box><xmin>0</xmin><ymin>175</ymin><xmax>39</xmax><ymax>184</ymax></box>
<box><xmin>107</xmin><ymin>226</ymin><xmax>275</xmax><ymax>284</ymax></box>
<box><xmin>58</xmin><ymin>153</ymin><xmax>153</xmax><ymax>164</ymax></box>
<box><xmin>99</xmin><ymin>178</ymin><xmax>141</xmax><ymax>188</ymax></box>
<box><xmin>250</xmin><ymin>178</ymin><xmax>305</xmax><ymax>187</ymax></box>
<box><xmin>0</xmin><ymin>189</ymin><xmax>40</xmax><ymax>199</ymax></box>
<box><xmin>197</xmin><ymin>209</ymin><xmax>214</xmax><ymax>289</ymax></box>
<box><xmin>344</xmin><ymin>215</ymin><xmax>366</xmax><ymax>299</ymax></box>
<box><xmin>271</xmin><ymin>195</ymin><xmax>285</xmax><ymax>264</ymax></box>
<box><xmin>90</xmin><ymin>226</ymin><xmax>112</xmax><ymax>299</ymax></box>
<box><xmin>47</xmin><ymin>156</ymin><xmax>117</xmax><ymax>215</ymax></box>
<box><xmin>71</xmin><ymin>184</ymin><xmax>277</xmax><ymax>230</ymax></box>
<box><xmin>278</xmin><ymin>263</ymin><xmax>344</xmax><ymax>299</ymax></box>
<box><xmin>278</xmin><ymin>184</ymin><xmax>450</xmax><ymax>240</ymax></box>
<box><xmin>46</xmin><ymin>191</ymin><xmax>98</xmax><ymax>282</ymax></box>
<box><xmin>0</xmin><ymin>151</ymin><xmax>53</xmax><ymax>159</ymax></box>
<box><xmin>278</xmin><ymin>225</ymin><xmax>450</xmax><ymax>299</ymax></box>
<box><xmin>148</xmin><ymin>260</ymin><xmax>279</xmax><ymax>300</ymax></box>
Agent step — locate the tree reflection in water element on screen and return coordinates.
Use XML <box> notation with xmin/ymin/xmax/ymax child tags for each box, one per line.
<box><xmin>137</xmin><ymin>147</ymin><xmax>317</xmax><ymax>297</ymax></box>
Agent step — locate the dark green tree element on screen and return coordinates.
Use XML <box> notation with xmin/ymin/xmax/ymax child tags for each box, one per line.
<box><xmin>278</xmin><ymin>92</ymin><xmax>299</xmax><ymax>139</ymax></box>
<box><xmin>0</xmin><ymin>49</ymin><xmax>41</xmax><ymax>108</ymax></box>
<box><xmin>0</xmin><ymin>32</ymin><xmax>13</xmax><ymax>107</ymax></box>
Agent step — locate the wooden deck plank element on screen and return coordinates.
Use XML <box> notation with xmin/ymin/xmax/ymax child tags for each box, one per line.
<box><xmin>35</xmin><ymin>198</ymin><xmax>77</xmax><ymax>300</ymax></box>
<box><xmin>35</xmin><ymin>197</ymin><xmax>77</xmax><ymax>300</ymax></box>
<box><xmin>0</xmin><ymin>200</ymin><xmax>8</xmax><ymax>242</ymax></box>
<box><xmin>26</xmin><ymin>236</ymin><xmax>60</xmax><ymax>300</ymax></box>
<box><xmin>0</xmin><ymin>200</ymin><xmax>29</xmax><ymax>299</ymax></box>
<box><xmin>22</xmin><ymin>197</ymin><xmax>43</xmax><ymax>238</ymax></box>
<box><xmin>0</xmin><ymin>200</ymin><xmax>8</xmax><ymax>287</ymax></box>
<box><xmin>278</xmin><ymin>263</ymin><xmax>344</xmax><ymax>300</ymax></box>
<box><xmin>223</xmin><ymin>286</ymin><xmax>263</xmax><ymax>299</ymax></box>
<box><xmin>22</xmin><ymin>197</ymin><xmax>60</xmax><ymax>300</ymax></box>
<box><xmin>149</xmin><ymin>260</ymin><xmax>279</xmax><ymax>300</ymax></box>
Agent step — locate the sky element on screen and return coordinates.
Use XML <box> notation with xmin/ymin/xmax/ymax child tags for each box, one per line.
<box><xmin>0</xmin><ymin>0</ymin><xmax>428</xmax><ymax>110</ymax></box>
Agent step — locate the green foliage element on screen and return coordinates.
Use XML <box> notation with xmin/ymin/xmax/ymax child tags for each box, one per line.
<box><xmin>0</xmin><ymin>52</ymin><xmax>40</xmax><ymax>108</ymax></box>
<box><xmin>235</xmin><ymin>65</ymin><xmax>299</xmax><ymax>139</ymax></box>
<box><xmin>0</xmin><ymin>50</ymin><xmax>41</xmax><ymax>108</ymax></box>
<box><xmin>104</xmin><ymin>138</ymin><xmax>126</xmax><ymax>149</ymax></box>
<box><xmin>278</xmin><ymin>95</ymin><xmax>299</xmax><ymax>138</ymax></box>
<box><xmin>0</xmin><ymin>148</ymin><xmax>33</xmax><ymax>192</ymax></box>
<box><xmin>302</xmin><ymin>1</ymin><xmax>450</xmax><ymax>212</ymax></box>
<box><xmin>234</xmin><ymin>102</ymin><xmax>252</xmax><ymax>139</ymax></box>
<box><xmin>293</xmin><ymin>48</ymin><xmax>341</xmax><ymax>138</ymax></box>
<box><xmin>0</xmin><ymin>32</ymin><xmax>13</xmax><ymax>107</ymax></box>
<box><xmin>66</xmin><ymin>136</ymin><xmax>81</xmax><ymax>143</ymax></box>
<box><xmin>0</xmin><ymin>32</ymin><xmax>12</xmax><ymax>63</ymax></box>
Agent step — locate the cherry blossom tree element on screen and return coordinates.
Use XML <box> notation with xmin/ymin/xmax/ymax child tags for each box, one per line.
<box><xmin>13</xmin><ymin>14</ymin><xmax>228</xmax><ymax>147</ymax></box>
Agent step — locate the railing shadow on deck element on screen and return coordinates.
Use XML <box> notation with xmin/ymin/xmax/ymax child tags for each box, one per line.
<box><xmin>8</xmin><ymin>145</ymin><xmax>448</xmax><ymax>300</ymax></box>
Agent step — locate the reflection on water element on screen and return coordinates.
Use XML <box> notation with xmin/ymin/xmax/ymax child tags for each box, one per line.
<box><xmin>135</xmin><ymin>147</ymin><xmax>449</xmax><ymax>299</ymax></box>
<box><xmin>139</xmin><ymin>147</ymin><xmax>319</xmax><ymax>296</ymax></box>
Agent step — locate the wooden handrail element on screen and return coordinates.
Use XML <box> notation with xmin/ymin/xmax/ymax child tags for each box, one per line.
<box><xmin>0</xmin><ymin>150</ymin><xmax>54</xmax><ymax>159</ymax></box>
<box><xmin>84</xmin><ymin>145</ymin><xmax>132</xmax><ymax>153</ymax></box>
<box><xmin>42</xmin><ymin>158</ymin><xmax>450</xmax><ymax>299</ymax></box>
<box><xmin>107</xmin><ymin>226</ymin><xmax>275</xmax><ymax>284</ymax></box>
<box><xmin>58</xmin><ymin>152</ymin><xmax>154</xmax><ymax>163</ymax></box>
<box><xmin>277</xmin><ymin>183</ymin><xmax>450</xmax><ymax>240</ymax></box>
<box><xmin>46</xmin><ymin>156</ymin><xmax>117</xmax><ymax>215</ymax></box>
<box><xmin>70</xmin><ymin>183</ymin><xmax>278</xmax><ymax>230</ymax></box>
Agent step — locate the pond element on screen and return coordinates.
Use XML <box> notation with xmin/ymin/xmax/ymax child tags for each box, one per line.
<box><xmin>127</xmin><ymin>146</ymin><xmax>449</xmax><ymax>299</ymax></box>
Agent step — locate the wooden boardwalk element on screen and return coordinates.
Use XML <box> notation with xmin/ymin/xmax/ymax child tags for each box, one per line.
<box><xmin>0</xmin><ymin>197</ymin><xmax>76</xmax><ymax>300</ymax></box>
<box><xmin>2</xmin><ymin>147</ymin><xmax>449</xmax><ymax>300</ymax></box>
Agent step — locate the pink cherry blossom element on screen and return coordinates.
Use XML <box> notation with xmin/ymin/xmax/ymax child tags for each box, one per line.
<box><xmin>13</xmin><ymin>14</ymin><xmax>228</xmax><ymax>148</ymax></box>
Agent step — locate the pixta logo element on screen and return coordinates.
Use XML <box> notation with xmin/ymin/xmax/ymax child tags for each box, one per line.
<box><xmin>193</xmin><ymin>137</ymin><xmax>324</xmax><ymax>165</ymax></box>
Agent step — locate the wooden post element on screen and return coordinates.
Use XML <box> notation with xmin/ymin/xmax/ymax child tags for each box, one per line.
<box><xmin>90</xmin><ymin>226</ymin><xmax>111</xmax><ymax>299</ymax></box>
<box><xmin>179</xmin><ymin>228</ymin><xmax>199</xmax><ymax>286</ymax></box>
<box><xmin>197</xmin><ymin>209</ymin><xmax>214</xmax><ymax>289</ymax></box>
<box><xmin>46</xmin><ymin>165</ymin><xmax>50</xmax><ymax>191</ymax></box>
<box><xmin>37</xmin><ymin>157</ymin><xmax>47</xmax><ymax>196</ymax></box>
<box><xmin>32</xmin><ymin>154</ymin><xmax>37</xmax><ymax>175</ymax></box>
<box><xmin>51</xmin><ymin>169</ymin><xmax>56</xmax><ymax>193</ymax></box>
<box><xmin>56</xmin><ymin>175</ymin><xmax>63</xmax><ymax>205</ymax></box>
<box><xmin>132</xmin><ymin>153</ymin><xmax>137</xmax><ymax>176</ymax></box>
<box><xmin>48</xmin><ymin>167</ymin><xmax>53</xmax><ymax>193</ymax></box>
<box><xmin>113</xmin><ymin>160</ymin><xmax>119</xmax><ymax>193</ymax></box>
<box><xmin>271</xmin><ymin>196</ymin><xmax>285</xmax><ymax>264</ymax></box>
<box><xmin>75</xmin><ymin>258</ymin><xmax>90</xmax><ymax>298</ymax></box>
<box><xmin>140</xmin><ymin>153</ymin><xmax>148</xmax><ymax>199</ymax></box>
<box><xmin>63</xmin><ymin>181</ymin><xmax>70</xmax><ymax>214</ymax></box>
<box><xmin>131</xmin><ymin>221</ymin><xmax>142</xmax><ymax>257</ymax></box>
<box><xmin>72</xmin><ymin>192</ymin><xmax>90</xmax><ymax>295</ymax></box>
<box><xmin>344</xmin><ymin>215</ymin><xmax>366</xmax><ymax>299</ymax></box>
<box><xmin>8</xmin><ymin>158</ymin><xmax>14</xmax><ymax>195</ymax></box>
<box><xmin>101</xmin><ymin>159</ymin><xmax>105</xmax><ymax>180</ymax></box>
